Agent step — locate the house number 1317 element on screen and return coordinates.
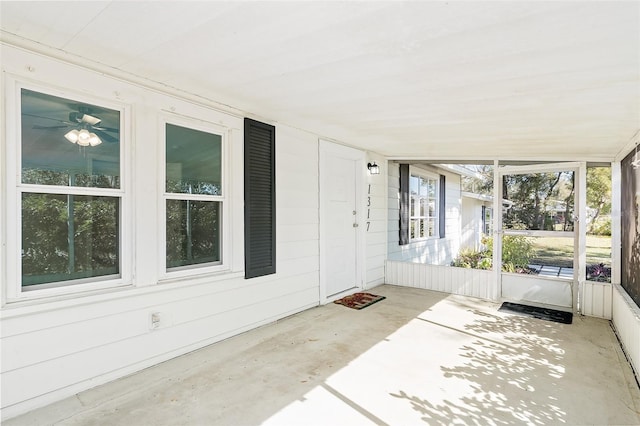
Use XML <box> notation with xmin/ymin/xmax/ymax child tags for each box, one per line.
<box><xmin>366</xmin><ymin>184</ymin><xmax>371</xmax><ymax>232</ymax></box>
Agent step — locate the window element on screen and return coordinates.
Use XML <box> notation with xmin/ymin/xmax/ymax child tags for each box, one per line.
<box><xmin>409</xmin><ymin>171</ymin><xmax>439</xmax><ymax>240</ymax></box>
<box><xmin>483</xmin><ymin>206</ymin><xmax>493</xmax><ymax>236</ymax></box>
<box><xmin>164</xmin><ymin>122</ymin><xmax>224</xmax><ymax>271</ymax></box>
<box><xmin>17</xmin><ymin>88</ymin><xmax>123</xmax><ymax>292</ymax></box>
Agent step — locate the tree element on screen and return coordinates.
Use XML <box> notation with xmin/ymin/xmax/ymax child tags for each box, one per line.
<box><xmin>586</xmin><ymin>167</ymin><xmax>611</xmax><ymax>234</ymax></box>
<box><xmin>502</xmin><ymin>172</ymin><xmax>570</xmax><ymax>231</ymax></box>
<box><xmin>461</xmin><ymin>165</ymin><xmax>493</xmax><ymax>195</ymax></box>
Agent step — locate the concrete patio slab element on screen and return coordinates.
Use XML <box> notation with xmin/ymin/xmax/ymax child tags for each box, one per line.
<box><xmin>6</xmin><ymin>285</ymin><xmax>640</xmax><ymax>426</ymax></box>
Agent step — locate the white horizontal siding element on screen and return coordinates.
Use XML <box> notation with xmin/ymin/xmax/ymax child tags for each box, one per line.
<box><xmin>387</xmin><ymin>163</ymin><xmax>462</xmax><ymax>266</ymax></box>
<box><xmin>386</xmin><ymin>260</ymin><xmax>495</xmax><ymax>300</ymax></box>
<box><xmin>0</xmin><ymin>46</ymin><xmax>326</xmax><ymax>419</ymax></box>
<box><xmin>2</xmin><ymin>284</ymin><xmax>319</xmax><ymax>410</ymax></box>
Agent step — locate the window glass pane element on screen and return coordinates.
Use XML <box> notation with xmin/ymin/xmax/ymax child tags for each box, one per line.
<box><xmin>409</xmin><ymin>175</ymin><xmax>419</xmax><ymax>196</ymax></box>
<box><xmin>410</xmin><ymin>219</ymin><xmax>416</xmax><ymax>239</ymax></box>
<box><xmin>429</xmin><ymin>200</ymin><xmax>436</xmax><ymax>216</ymax></box>
<box><xmin>410</xmin><ymin>196</ymin><xmax>416</xmax><ymax>217</ymax></box>
<box><xmin>166</xmin><ymin>124</ymin><xmax>221</xmax><ymax>195</ymax></box>
<box><xmin>166</xmin><ymin>200</ymin><xmax>221</xmax><ymax>268</ymax></box>
<box><xmin>21</xmin><ymin>89</ymin><xmax>120</xmax><ymax>189</ymax></box>
<box><xmin>484</xmin><ymin>207</ymin><xmax>493</xmax><ymax>235</ymax></box>
<box><xmin>429</xmin><ymin>179</ymin><xmax>436</xmax><ymax>197</ymax></box>
<box><xmin>22</xmin><ymin>193</ymin><xmax>119</xmax><ymax>287</ymax></box>
<box><xmin>428</xmin><ymin>219</ymin><xmax>436</xmax><ymax>237</ymax></box>
<box><xmin>419</xmin><ymin>219</ymin><xmax>426</xmax><ymax>238</ymax></box>
<box><xmin>420</xmin><ymin>198</ymin><xmax>426</xmax><ymax>217</ymax></box>
<box><xmin>418</xmin><ymin>177</ymin><xmax>428</xmax><ymax>196</ymax></box>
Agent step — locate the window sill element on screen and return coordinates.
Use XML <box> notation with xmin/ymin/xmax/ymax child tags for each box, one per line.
<box><xmin>408</xmin><ymin>236</ymin><xmax>440</xmax><ymax>243</ymax></box>
<box><xmin>157</xmin><ymin>268</ymin><xmax>244</xmax><ymax>287</ymax></box>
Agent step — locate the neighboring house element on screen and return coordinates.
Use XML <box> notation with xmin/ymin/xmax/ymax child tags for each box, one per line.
<box><xmin>461</xmin><ymin>192</ymin><xmax>493</xmax><ymax>251</ymax></box>
<box><xmin>461</xmin><ymin>192</ymin><xmax>514</xmax><ymax>251</ymax></box>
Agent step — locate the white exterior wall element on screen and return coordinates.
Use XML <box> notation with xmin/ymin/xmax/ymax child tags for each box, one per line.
<box><xmin>0</xmin><ymin>45</ymin><xmax>386</xmax><ymax>419</ymax></box>
<box><xmin>364</xmin><ymin>154</ymin><xmax>387</xmax><ymax>288</ymax></box>
<box><xmin>387</xmin><ymin>163</ymin><xmax>462</xmax><ymax>265</ymax></box>
<box><xmin>612</xmin><ymin>284</ymin><xmax>640</xmax><ymax>383</ymax></box>
<box><xmin>461</xmin><ymin>197</ymin><xmax>485</xmax><ymax>251</ymax></box>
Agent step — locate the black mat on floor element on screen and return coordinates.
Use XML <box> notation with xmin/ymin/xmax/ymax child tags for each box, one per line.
<box><xmin>499</xmin><ymin>302</ymin><xmax>573</xmax><ymax>324</ymax></box>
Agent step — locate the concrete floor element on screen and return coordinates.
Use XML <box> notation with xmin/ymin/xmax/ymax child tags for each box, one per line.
<box><xmin>7</xmin><ymin>285</ymin><xmax>640</xmax><ymax>425</ymax></box>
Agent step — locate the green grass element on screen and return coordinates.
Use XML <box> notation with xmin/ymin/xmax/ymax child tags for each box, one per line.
<box><xmin>528</xmin><ymin>235</ymin><xmax>611</xmax><ymax>268</ymax></box>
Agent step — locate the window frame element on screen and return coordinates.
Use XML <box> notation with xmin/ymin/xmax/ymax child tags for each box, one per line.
<box><xmin>408</xmin><ymin>167</ymin><xmax>440</xmax><ymax>242</ymax></box>
<box><xmin>159</xmin><ymin>114</ymin><xmax>230</xmax><ymax>279</ymax></box>
<box><xmin>4</xmin><ymin>78</ymin><xmax>132</xmax><ymax>303</ymax></box>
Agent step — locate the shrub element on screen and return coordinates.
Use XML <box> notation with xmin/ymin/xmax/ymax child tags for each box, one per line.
<box><xmin>450</xmin><ymin>247</ymin><xmax>492</xmax><ymax>270</ymax></box>
<box><xmin>586</xmin><ymin>263</ymin><xmax>611</xmax><ymax>282</ymax></box>
<box><xmin>452</xmin><ymin>235</ymin><xmax>535</xmax><ymax>272</ymax></box>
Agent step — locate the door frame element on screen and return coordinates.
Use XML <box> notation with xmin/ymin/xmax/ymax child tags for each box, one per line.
<box><xmin>319</xmin><ymin>139</ymin><xmax>366</xmax><ymax>304</ymax></box>
<box><xmin>494</xmin><ymin>161</ymin><xmax>587</xmax><ymax>312</ymax></box>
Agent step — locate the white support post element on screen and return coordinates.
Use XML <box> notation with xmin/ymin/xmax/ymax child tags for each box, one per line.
<box><xmin>492</xmin><ymin>159</ymin><xmax>502</xmax><ymax>301</ymax></box>
<box><xmin>576</xmin><ymin>162</ymin><xmax>587</xmax><ymax>314</ymax></box>
<box><xmin>611</xmin><ymin>161</ymin><xmax>621</xmax><ymax>285</ymax></box>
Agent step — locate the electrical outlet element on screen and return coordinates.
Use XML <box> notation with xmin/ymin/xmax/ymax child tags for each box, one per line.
<box><xmin>150</xmin><ymin>312</ymin><xmax>161</xmax><ymax>330</ymax></box>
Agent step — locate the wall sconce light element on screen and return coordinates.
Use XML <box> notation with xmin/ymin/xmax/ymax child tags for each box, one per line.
<box><xmin>367</xmin><ymin>162</ymin><xmax>380</xmax><ymax>175</ymax></box>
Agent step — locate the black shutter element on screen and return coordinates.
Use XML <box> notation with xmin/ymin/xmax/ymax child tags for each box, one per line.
<box><xmin>439</xmin><ymin>175</ymin><xmax>446</xmax><ymax>238</ymax></box>
<box><xmin>399</xmin><ymin>164</ymin><xmax>410</xmax><ymax>245</ymax></box>
<box><xmin>244</xmin><ymin>118</ymin><xmax>276</xmax><ymax>279</ymax></box>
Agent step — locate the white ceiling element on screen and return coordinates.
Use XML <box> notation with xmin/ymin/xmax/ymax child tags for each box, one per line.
<box><xmin>1</xmin><ymin>1</ymin><xmax>639</xmax><ymax>161</ymax></box>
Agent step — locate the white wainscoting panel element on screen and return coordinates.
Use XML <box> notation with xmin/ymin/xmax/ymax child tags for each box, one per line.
<box><xmin>581</xmin><ymin>281</ymin><xmax>612</xmax><ymax>319</ymax></box>
<box><xmin>612</xmin><ymin>284</ymin><xmax>640</xmax><ymax>383</ymax></box>
<box><xmin>385</xmin><ymin>260</ymin><xmax>495</xmax><ymax>301</ymax></box>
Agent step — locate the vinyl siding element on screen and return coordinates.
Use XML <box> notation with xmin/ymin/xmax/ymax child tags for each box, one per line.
<box><xmin>387</xmin><ymin>163</ymin><xmax>462</xmax><ymax>265</ymax></box>
<box><xmin>0</xmin><ymin>45</ymin><xmax>323</xmax><ymax>418</ymax></box>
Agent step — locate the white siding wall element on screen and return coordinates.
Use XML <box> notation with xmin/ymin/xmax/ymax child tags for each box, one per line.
<box><xmin>612</xmin><ymin>284</ymin><xmax>640</xmax><ymax>383</ymax></box>
<box><xmin>364</xmin><ymin>154</ymin><xmax>387</xmax><ymax>288</ymax></box>
<box><xmin>0</xmin><ymin>45</ymin><xmax>328</xmax><ymax>419</ymax></box>
<box><xmin>461</xmin><ymin>197</ymin><xmax>485</xmax><ymax>251</ymax></box>
<box><xmin>387</xmin><ymin>163</ymin><xmax>462</xmax><ymax>265</ymax></box>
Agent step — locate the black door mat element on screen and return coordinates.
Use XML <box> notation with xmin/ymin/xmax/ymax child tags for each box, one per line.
<box><xmin>499</xmin><ymin>302</ymin><xmax>573</xmax><ymax>324</ymax></box>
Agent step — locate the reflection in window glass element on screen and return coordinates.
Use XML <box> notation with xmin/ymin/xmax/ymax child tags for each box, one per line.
<box><xmin>166</xmin><ymin>124</ymin><xmax>221</xmax><ymax>195</ymax></box>
<box><xmin>22</xmin><ymin>193</ymin><xmax>120</xmax><ymax>287</ymax></box>
<box><xmin>166</xmin><ymin>200</ymin><xmax>221</xmax><ymax>268</ymax></box>
<box><xmin>21</xmin><ymin>89</ymin><xmax>120</xmax><ymax>189</ymax></box>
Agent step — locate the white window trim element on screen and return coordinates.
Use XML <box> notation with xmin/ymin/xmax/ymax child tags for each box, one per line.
<box><xmin>158</xmin><ymin>114</ymin><xmax>231</xmax><ymax>281</ymax></box>
<box><xmin>4</xmin><ymin>77</ymin><xmax>132</xmax><ymax>303</ymax></box>
<box><xmin>408</xmin><ymin>167</ymin><xmax>440</xmax><ymax>242</ymax></box>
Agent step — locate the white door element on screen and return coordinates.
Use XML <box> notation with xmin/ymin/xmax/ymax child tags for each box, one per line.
<box><xmin>319</xmin><ymin>141</ymin><xmax>364</xmax><ymax>301</ymax></box>
<box><xmin>497</xmin><ymin>162</ymin><xmax>586</xmax><ymax>310</ymax></box>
